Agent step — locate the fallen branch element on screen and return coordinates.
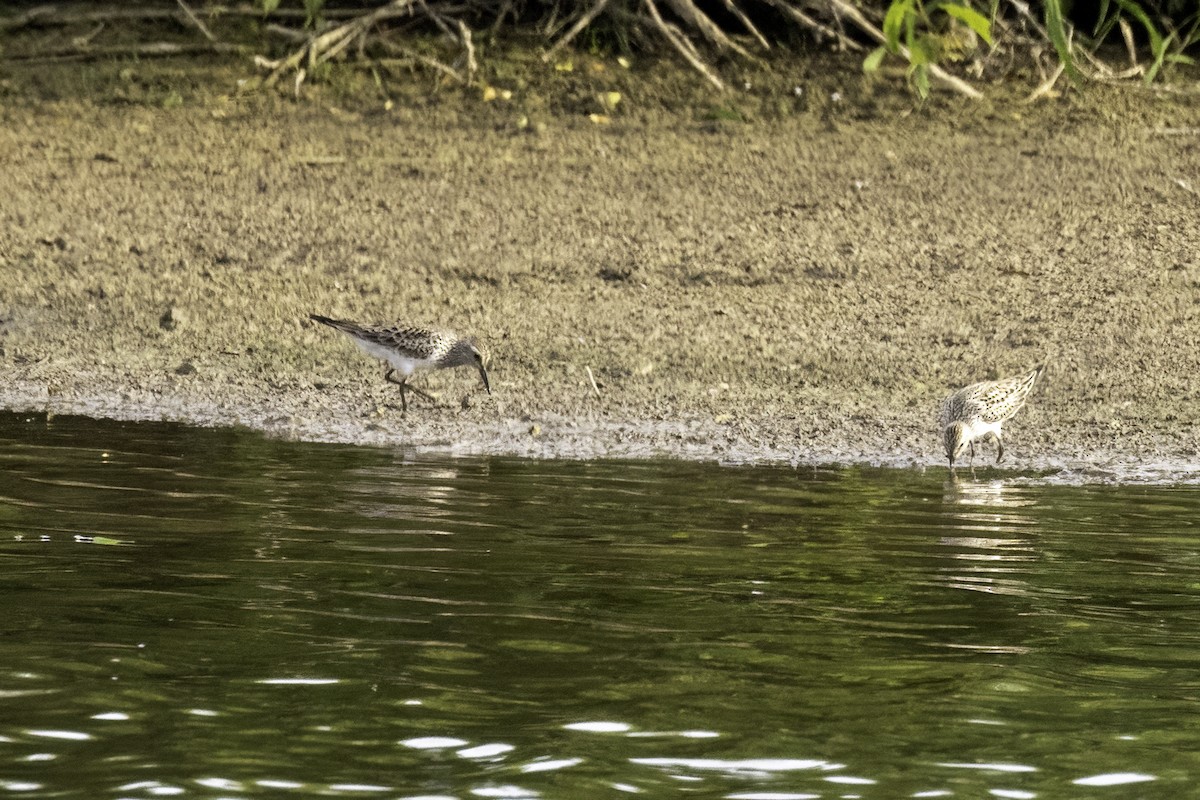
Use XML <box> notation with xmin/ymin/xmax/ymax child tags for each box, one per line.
<box><xmin>264</xmin><ymin>0</ymin><xmax>419</xmax><ymax>87</ymax></box>
<box><xmin>542</xmin><ymin>0</ymin><xmax>610</xmax><ymax>63</ymax></box>
<box><xmin>720</xmin><ymin>0</ymin><xmax>770</xmax><ymax>50</ymax></box>
<box><xmin>377</xmin><ymin>39</ymin><xmax>465</xmax><ymax>83</ymax></box>
<box><xmin>1025</xmin><ymin>61</ymin><xmax>1064</xmax><ymax>101</ymax></box>
<box><xmin>455</xmin><ymin>18</ymin><xmax>477</xmax><ymax>83</ymax></box>
<box><xmin>643</xmin><ymin>0</ymin><xmax>724</xmax><ymax>90</ymax></box>
<box><xmin>0</xmin><ymin>2</ymin><xmax>378</xmax><ymax>32</ymax></box>
<box><xmin>762</xmin><ymin>0</ymin><xmax>861</xmax><ymax>53</ymax></box>
<box><xmin>5</xmin><ymin>41</ymin><xmax>244</xmax><ymax>62</ymax></box>
<box><xmin>662</xmin><ymin>0</ymin><xmax>751</xmax><ymax>59</ymax></box>
<box><xmin>175</xmin><ymin>0</ymin><xmax>215</xmax><ymax>43</ymax></box>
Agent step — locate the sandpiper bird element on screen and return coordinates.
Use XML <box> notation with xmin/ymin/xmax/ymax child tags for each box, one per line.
<box><xmin>938</xmin><ymin>365</ymin><xmax>1044</xmax><ymax>469</ymax></box>
<box><xmin>310</xmin><ymin>314</ymin><xmax>490</xmax><ymax>412</ymax></box>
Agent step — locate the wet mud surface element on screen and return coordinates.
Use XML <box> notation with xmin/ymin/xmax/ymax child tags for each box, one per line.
<box><xmin>1</xmin><ymin>56</ymin><xmax>1199</xmax><ymax>481</ymax></box>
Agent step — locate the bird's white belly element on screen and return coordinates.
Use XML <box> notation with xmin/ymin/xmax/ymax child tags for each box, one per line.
<box><xmin>355</xmin><ymin>340</ymin><xmax>433</xmax><ymax>376</ymax></box>
<box><xmin>965</xmin><ymin>418</ymin><xmax>1002</xmax><ymax>443</ymax></box>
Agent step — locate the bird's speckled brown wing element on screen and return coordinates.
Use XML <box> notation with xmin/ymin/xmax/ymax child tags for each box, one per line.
<box><xmin>358</xmin><ymin>325</ymin><xmax>449</xmax><ymax>360</ymax></box>
<box><xmin>947</xmin><ymin>366</ymin><xmax>1044</xmax><ymax>425</ymax></box>
<box><xmin>311</xmin><ymin>315</ymin><xmax>453</xmax><ymax>361</ymax></box>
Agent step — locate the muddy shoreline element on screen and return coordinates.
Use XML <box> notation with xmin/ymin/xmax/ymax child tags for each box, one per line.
<box><xmin>2</xmin><ymin>58</ymin><xmax>1199</xmax><ymax>482</ymax></box>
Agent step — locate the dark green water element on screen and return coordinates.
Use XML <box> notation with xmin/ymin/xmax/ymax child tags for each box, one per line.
<box><xmin>1</xmin><ymin>412</ymin><xmax>1198</xmax><ymax>799</ymax></box>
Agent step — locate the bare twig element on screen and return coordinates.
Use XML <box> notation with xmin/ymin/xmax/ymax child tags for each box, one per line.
<box><xmin>719</xmin><ymin>0</ymin><xmax>770</xmax><ymax>50</ymax></box>
<box><xmin>1119</xmin><ymin>18</ymin><xmax>1138</xmax><ymax>70</ymax></box>
<box><xmin>455</xmin><ymin>18</ymin><xmax>477</xmax><ymax>83</ymax></box>
<box><xmin>264</xmin><ymin>0</ymin><xmax>419</xmax><ymax>87</ymax></box>
<box><xmin>643</xmin><ymin>0</ymin><xmax>724</xmax><ymax>90</ymax></box>
<box><xmin>1025</xmin><ymin>61</ymin><xmax>1065</xmax><ymax>101</ymax></box>
<box><xmin>175</xmin><ymin>0</ymin><xmax>215</xmax><ymax>42</ymax></box>
<box><xmin>6</xmin><ymin>41</ymin><xmax>244</xmax><ymax>62</ymax></box>
<box><xmin>0</xmin><ymin>3</ymin><xmax>374</xmax><ymax>32</ymax></box>
<box><xmin>542</xmin><ymin>0</ymin><xmax>611</xmax><ymax>63</ymax></box>
<box><xmin>585</xmin><ymin>366</ymin><xmax>601</xmax><ymax>398</ymax></box>
<box><xmin>662</xmin><ymin>0</ymin><xmax>751</xmax><ymax>58</ymax></box>
<box><xmin>417</xmin><ymin>0</ymin><xmax>457</xmax><ymax>40</ymax></box>
<box><xmin>377</xmin><ymin>40</ymin><xmax>465</xmax><ymax>83</ymax></box>
<box><xmin>761</xmin><ymin>0</ymin><xmax>861</xmax><ymax>53</ymax></box>
<box><xmin>825</xmin><ymin>0</ymin><xmax>983</xmax><ymax>98</ymax></box>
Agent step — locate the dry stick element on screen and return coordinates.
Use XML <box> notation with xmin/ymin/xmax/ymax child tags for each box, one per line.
<box><xmin>0</xmin><ymin>3</ymin><xmax>374</xmax><ymax>33</ymax></box>
<box><xmin>542</xmin><ymin>0</ymin><xmax>611</xmax><ymax>63</ymax></box>
<box><xmin>1025</xmin><ymin>61</ymin><xmax>1065</xmax><ymax>101</ymax></box>
<box><xmin>377</xmin><ymin>34</ymin><xmax>465</xmax><ymax>82</ymax></box>
<box><xmin>265</xmin><ymin>0</ymin><xmax>417</xmax><ymax>87</ymax></box>
<box><xmin>585</xmin><ymin>367</ymin><xmax>601</xmax><ymax>398</ymax></box>
<box><xmin>1118</xmin><ymin>18</ymin><xmax>1139</xmax><ymax>70</ymax></box>
<box><xmin>490</xmin><ymin>0</ymin><xmax>514</xmax><ymax>36</ymax></box>
<box><xmin>718</xmin><ymin>0</ymin><xmax>770</xmax><ymax>50</ymax></box>
<box><xmin>6</xmin><ymin>41</ymin><xmax>244</xmax><ymax>62</ymax></box>
<box><xmin>175</xmin><ymin>0</ymin><xmax>215</xmax><ymax>42</ymax></box>
<box><xmin>264</xmin><ymin>23</ymin><xmax>307</xmax><ymax>43</ymax></box>
<box><xmin>316</xmin><ymin>26</ymin><xmax>362</xmax><ymax>65</ymax></box>
<box><xmin>824</xmin><ymin>0</ymin><xmax>983</xmax><ymax>98</ymax></box>
<box><xmin>75</xmin><ymin>21</ymin><xmax>106</xmax><ymax>47</ymax></box>
<box><xmin>418</xmin><ymin>0</ymin><xmax>457</xmax><ymax>40</ymax></box>
<box><xmin>662</xmin><ymin>0</ymin><xmax>751</xmax><ymax>58</ymax></box>
<box><xmin>455</xmin><ymin>18</ymin><xmax>477</xmax><ymax>84</ymax></box>
<box><xmin>643</xmin><ymin>0</ymin><xmax>724</xmax><ymax>90</ymax></box>
<box><xmin>761</xmin><ymin>0</ymin><xmax>860</xmax><ymax>53</ymax></box>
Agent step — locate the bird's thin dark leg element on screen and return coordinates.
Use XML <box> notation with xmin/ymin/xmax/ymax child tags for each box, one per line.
<box><xmin>968</xmin><ymin>440</ymin><xmax>976</xmax><ymax>468</ymax></box>
<box><xmin>406</xmin><ymin>385</ymin><xmax>437</xmax><ymax>403</ymax></box>
<box><xmin>384</xmin><ymin>368</ymin><xmax>409</xmax><ymax>413</ymax></box>
<box><xmin>995</xmin><ymin>435</ymin><xmax>1005</xmax><ymax>464</ymax></box>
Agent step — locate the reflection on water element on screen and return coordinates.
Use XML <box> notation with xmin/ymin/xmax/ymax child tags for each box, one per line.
<box><xmin>1</xmin><ymin>411</ymin><xmax>1199</xmax><ymax>798</ymax></box>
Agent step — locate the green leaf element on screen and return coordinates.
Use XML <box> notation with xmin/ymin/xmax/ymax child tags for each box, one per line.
<box><xmin>940</xmin><ymin>3</ymin><xmax>994</xmax><ymax>46</ymax></box>
<box><xmin>908</xmin><ymin>35</ymin><xmax>934</xmax><ymax>66</ymax></box>
<box><xmin>1165</xmin><ymin>52</ymin><xmax>1196</xmax><ymax>65</ymax></box>
<box><xmin>883</xmin><ymin>0</ymin><xmax>913</xmax><ymax>53</ymax></box>
<box><xmin>1094</xmin><ymin>0</ymin><xmax>1112</xmax><ymax>35</ymax></box>
<box><xmin>1144</xmin><ymin>30</ymin><xmax>1174</xmax><ymax>84</ymax></box>
<box><xmin>259</xmin><ymin>0</ymin><xmax>282</xmax><ymax>14</ymax></box>
<box><xmin>863</xmin><ymin>46</ymin><xmax>889</xmax><ymax>73</ymax></box>
<box><xmin>911</xmin><ymin>63</ymin><xmax>931</xmax><ymax>99</ymax></box>
<box><xmin>1043</xmin><ymin>0</ymin><xmax>1082</xmax><ymax>84</ymax></box>
<box><xmin>1114</xmin><ymin>0</ymin><xmax>1165</xmax><ymax>58</ymax></box>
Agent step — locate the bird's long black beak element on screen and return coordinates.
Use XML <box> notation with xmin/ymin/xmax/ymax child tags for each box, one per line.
<box><xmin>478</xmin><ymin>363</ymin><xmax>491</xmax><ymax>395</ymax></box>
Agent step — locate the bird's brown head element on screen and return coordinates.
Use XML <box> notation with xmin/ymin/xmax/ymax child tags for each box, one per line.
<box><xmin>472</xmin><ymin>342</ymin><xmax>491</xmax><ymax>395</ymax></box>
<box><xmin>447</xmin><ymin>338</ymin><xmax>491</xmax><ymax>395</ymax></box>
<box><xmin>944</xmin><ymin>421</ymin><xmax>969</xmax><ymax>468</ymax></box>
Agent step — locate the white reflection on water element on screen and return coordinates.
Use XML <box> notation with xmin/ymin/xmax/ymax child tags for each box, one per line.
<box><xmin>1072</xmin><ymin>772</ymin><xmax>1155</xmax><ymax>786</ymax></box>
<box><xmin>27</xmin><ymin>729</ymin><xmax>91</xmax><ymax>740</ymax></box>
<box><xmin>630</xmin><ymin>757</ymin><xmax>832</xmax><ymax>774</ymax></box>
<box><xmin>469</xmin><ymin>786</ymin><xmax>539</xmax><ymax>798</ymax></box>
<box><xmin>457</xmin><ymin>743</ymin><xmax>514</xmax><ymax>759</ymax></box>
<box><xmin>937</xmin><ymin>762</ymin><xmax>1037</xmax><ymax>773</ymax></box>
<box><xmin>563</xmin><ymin>721</ymin><xmax>631</xmax><ymax>732</ymax></box>
<box><xmin>520</xmin><ymin>758</ymin><xmax>582</xmax><ymax>773</ymax></box>
<box><xmin>401</xmin><ymin>736</ymin><xmax>469</xmax><ymax>749</ymax></box>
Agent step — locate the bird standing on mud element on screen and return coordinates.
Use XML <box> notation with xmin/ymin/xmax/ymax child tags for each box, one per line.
<box><xmin>310</xmin><ymin>314</ymin><xmax>490</xmax><ymax>412</ymax></box>
<box><xmin>938</xmin><ymin>365</ymin><xmax>1044</xmax><ymax>469</ymax></box>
